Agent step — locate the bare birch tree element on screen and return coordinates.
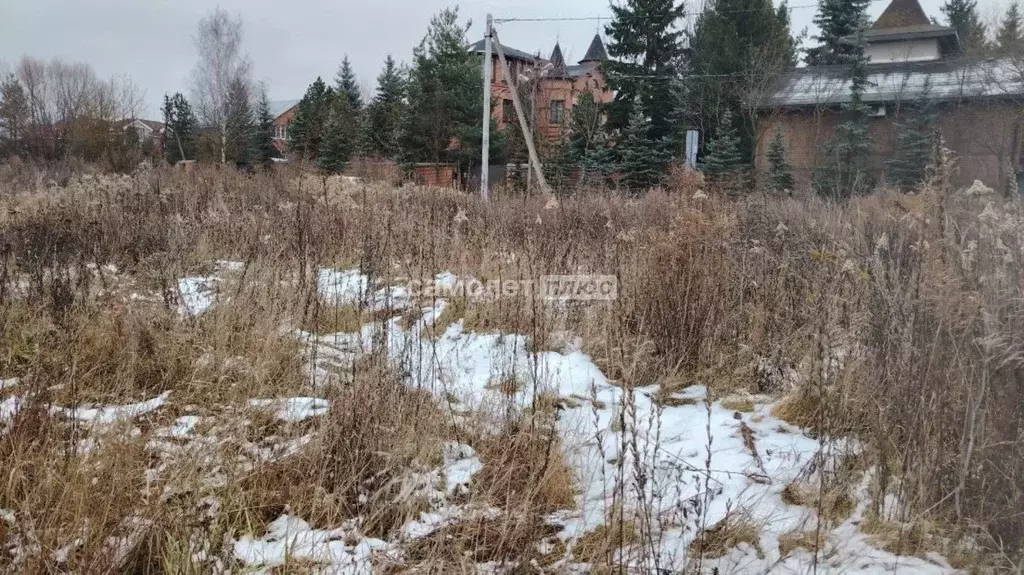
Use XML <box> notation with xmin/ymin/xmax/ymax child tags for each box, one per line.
<box><xmin>189</xmin><ymin>7</ymin><xmax>251</xmax><ymax>164</ymax></box>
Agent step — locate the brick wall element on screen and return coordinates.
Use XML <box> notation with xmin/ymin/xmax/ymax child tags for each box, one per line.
<box><xmin>489</xmin><ymin>58</ymin><xmax>612</xmax><ymax>143</ymax></box>
<box><xmin>756</xmin><ymin>101</ymin><xmax>1024</xmax><ymax>191</ymax></box>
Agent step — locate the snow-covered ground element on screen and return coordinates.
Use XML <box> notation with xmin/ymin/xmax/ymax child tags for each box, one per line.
<box><xmin>0</xmin><ymin>264</ymin><xmax>962</xmax><ymax>573</ymax></box>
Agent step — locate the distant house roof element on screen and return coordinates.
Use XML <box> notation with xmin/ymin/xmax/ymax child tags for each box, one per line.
<box><xmin>579</xmin><ymin>34</ymin><xmax>608</xmax><ymax>63</ymax></box>
<box><xmin>469</xmin><ymin>39</ymin><xmax>539</xmax><ymax>62</ymax></box>
<box><xmin>763</xmin><ymin>57</ymin><xmax>1024</xmax><ymax>108</ymax></box>
<box><xmin>873</xmin><ymin>0</ymin><xmax>931</xmax><ymax>28</ymax></box>
<box><xmin>269</xmin><ymin>99</ymin><xmax>300</xmax><ymax>119</ymax></box>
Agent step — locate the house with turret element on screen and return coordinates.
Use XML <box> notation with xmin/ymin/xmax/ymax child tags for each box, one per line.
<box><xmin>471</xmin><ymin>34</ymin><xmax>613</xmax><ymax>141</ymax></box>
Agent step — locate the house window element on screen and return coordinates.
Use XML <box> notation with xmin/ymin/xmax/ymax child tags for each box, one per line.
<box><xmin>502</xmin><ymin>99</ymin><xmax>515</xmax><ymax>124</ymax></box>
<box><xmin>274</xmin><ymin>124</ymin><xmax>288</xmax><ymax>140</ymax></box>
<box><xmin>548</xmin><ymin>100</ymin><xmax>565</xmax><ymax>124</ymax></box>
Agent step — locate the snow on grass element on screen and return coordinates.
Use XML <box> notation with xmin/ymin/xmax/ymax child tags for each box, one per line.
<box><xmin>177</xmin><ymin>276</ymin><xmax>218</xmax><ymax>317</ymax></box>
<box><xmin>233</xmin><ymin>514</ymin><xmax>390</xmax><ymax>574</ymax></box>
<box><xmin>249</xmin><ymin>397</ymin><xmax>330</xmax><ymax>422</ymax></box>
<box><xmin>441</xmin><ymin>442</ymin><xmax>483</xmax><ymax>496</ymax></box>
<box><xmin>318</xmin><ymin>268</ymin><xmax>370</xmax><ymax>307</ymax></box>
<box><xmin>51</xmin><ymin>391</ymin><xmax>171</xmax><ymax>425</ymax></box>
<box><xmin>293</xmin><ymin>266</ymin><xmax>961</xmax><ymax>573</ymax></box>
<box><xmin>1</xmin><ymin>396</ymin><xmax>23</xmax><ymax>423</ymax></box>
<box><xmin>0</xmin><ymin>377</ymin><xmax>19</xmax><ymax>390</ymax></box>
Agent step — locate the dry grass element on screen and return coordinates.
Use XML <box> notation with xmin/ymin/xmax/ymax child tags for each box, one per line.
<box><xmin>778</xmin><ymin>530</ymin><xmax>825</xmax><ymax>557</ymax></box>
<box><xmin>0</xmin><ymin>161</ymin><xmax>1022</xmax><ymax>569</ymax></box>
<box><xmin>689</xmin><ymin>512</ymin><xmax>764</xmax><ymax>559</ymax></box>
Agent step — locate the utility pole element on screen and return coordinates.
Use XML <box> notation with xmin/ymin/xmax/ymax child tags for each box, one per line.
<box><xmin>492</xmin><ymin>28</ymin><xmax>552</xmax><ymax>196</ymax></box>
<box><xmin>480</xmin><ymin>14</ymin><xmax>493</xmax><ymax>201</ymax></box>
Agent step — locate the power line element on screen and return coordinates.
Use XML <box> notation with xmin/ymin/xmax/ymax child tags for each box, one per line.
<box><xmin>494</xmin><ymin>0</ymin><xmax>890</xmax><ymax>23</ymax></box>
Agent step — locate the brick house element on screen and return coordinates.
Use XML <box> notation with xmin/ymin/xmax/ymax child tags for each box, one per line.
<box><xmin>269</xmin><ymin>99</ymin><xmax>300</xmax><ymax>153</ymax></box>
<box><xmin>470</xmin><ymin>34</ymin><xmax>614</xmax><ymax>142</ymax></box>
<box><xmin>756</xmin><ymin>0</ymin><xmax>1024</xmax><ymax>191</ymax></box>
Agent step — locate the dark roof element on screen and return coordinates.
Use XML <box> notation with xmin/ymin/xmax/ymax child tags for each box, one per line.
<box><xmin>579</xmin><ymin>34</ymin><xmax>608</xmax><ymax>63</ymax></box>
<box><xmin>873</xmin><ymin>0</ymin><xmax>931</xmax><ymax>28</ymax></box>
<box><xmin>469</xmin><ymin>39</ymin><xmax>539</xmax><ymax>62</ymax></box>
<box><xmin>842</xmin><ymin>24</ymin><xmax>961</xmax><ymax>54</ymax></box>
<box><xmin>762</xmin><ymin>57</ymin><xmax>1024</xmax><ymax>107</ymax></box>
<box><xmin>550</xmin><ymin>43</ymin><xmax>567</xmax><ymax>76</ymax></box>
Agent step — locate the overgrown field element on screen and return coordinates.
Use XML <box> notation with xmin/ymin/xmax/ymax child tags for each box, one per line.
<box><xmin>0</xmin><ymin>161</ymin><xmax>1022</xmax><ymax>573</ymax></box>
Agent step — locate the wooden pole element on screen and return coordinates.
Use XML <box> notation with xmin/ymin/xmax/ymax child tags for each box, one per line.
<box><xmin>492</xmin><ymin>29</ymin><xmax>552</xmax><ymax>196</ymax></box>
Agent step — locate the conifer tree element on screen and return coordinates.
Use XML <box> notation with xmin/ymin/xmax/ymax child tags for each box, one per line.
<box><xmin>0</xmin><ymin>74</ymin><xmax>29</xmax><ymax>155</ymax></box>
<box><xmin>700</xmin><ymin>109</ymin><xmax>744</xmax><ymax>178</ymax></box>
<box><xmin>604</xmin><ymin>0</ymin><xmax>687</xmax><ymax>142</ymax></box>
<box><xmin>365</xmin><ymin>55</ymin><xmax>407</xmax><ymax>159</ymax></box>
<box><xmin>224</xmin><ymin>77</ymin><xmax>253</xmax><ymax>163</ymax></box>
<box><xmin>943</xmin><ymin>0</ymin><xmax>989</xmax><ymax>54</ymax></box>
<box><xmin>400</xmin><ymin>8</ymin><xmax>505</xmax><ymax>171</ymax></box>
<box><xmin>805</xmin><ymin>0</ymin><xmax>872</xmax><ymax>66</ymax></box>
<box><xmin>318</xmin><ymin>93</ymin><xmax>358</xmax><ymax>173</ymax></box>
<box><xmin>887</xmin><ymin>80</ymin><xmax>936</xmax><ymax>189</ymax></box>
<box><xmin>689</xmin><ymin>0</ymin><xmax>794</xmax><ymax>162</ymax></box>
<box><xmin>288</xmin><ymin>77</ymin><xmax>333</xmax><ymax>160</ymax></box>
<box><xmin>814</xmin><ymin>30</ymin><xmax>874</xmax><ymax>199</ymax></box>
<box><xmin>767</xmin><ymin>129</ymin><xmax>795</xmax><ymax>193</ymax></box>
<box><xmin>998</xmin><ymin>3</ymin><xmax>1023</xmax><ymax>54</ymax></box>
<box><xmin>162</xmin><ymin>92</ymin><xmax>198</xmax><ymax>164</ymax></box>
<box><xmin>334</xmin><ymin>56</ymin><xmax>363</xmax><ymax>111</ymax></box>
<box><xmin>249</xmin><ymin>88</ymin><xmax>277</xmax><ymax>169</ymax></box>
<box><xmin>618</xmin><ymin>103</ymin><xmax>671</xmax><ymax>192</ymax></box>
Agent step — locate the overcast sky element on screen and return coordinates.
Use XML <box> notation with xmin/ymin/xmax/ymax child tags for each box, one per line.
<box><xmin>0</xmin><ymin>0</ymin><xmax>1003</xmax><ymax>118</ymax></box>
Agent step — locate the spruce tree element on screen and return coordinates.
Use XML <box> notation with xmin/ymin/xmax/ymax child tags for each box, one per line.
<box><xmin>689</xmin><ymin>0</ymin><xmax>794</xmax><ymax>162</ymax></box>
<box><xmin>365</xmin><ymin>55</ymin><xmax>407</xmax><ymax>159</ymax></box>
<box><xmin>400</xmin><ymin>8</ymin><xmax>505</xmax><ymax>171</ymax></box>
<box><xmin>805</xmin><ymin>0</ymin><xmax>872</xmax><ymax>66</ymax></box>
<box><xmin>604</xmin><ymin>0</ymin><xmax>687</xmax><ymax>142</ymax></box>
<box><xmin>618</xmin><ymin>103</ymin><xmax>671</xmax><ymax>192</ymax></box>
<box><xmin>998</xmin><ymin>3</ymin><xmax>1023</xmax><ymax>54</ymax></box>
<box><xmin>700</xmin><ymin>109</ymin><xmax>744</xmax><ymax>178</ymax></box>
<box><xmin>334</xmin><ymin>56</ymin><xmax>363</xmax><ymax>111</ymax></box>
<box><xmin>318</xmin><ymin>93</ymin><xmax>358</xmax><ymax>173</ymax></box>
<box><xmin>767</xmin><ymin>129</ymin><xmax>795</xmax><ymax>193</ymax></box>
<box><xmin>0</xmin><ymin>74</ymin><xmax>29</xmax><ymax>155</ymax></box>
<box><xmin>288</xmin><ymin>77</ymin><xmax>333</xmax><ymax>160</ymax></box>
<box><xmin>162</xmin><ymin>92</ymin><xmax>198</xmax><ymax>164</ymax></box>
<box><xmin>813</xmin><ymin>30</ymin><xmax>874</xmax><ymax>199</ymax></box>
<box><xmin>943</xmin><ymin>0</ymin><xmax>989</xmax><ymax>54</ymax></box>
<box><xmin>249</xmin><ymin>88</ymin><xmax>278</xmax><ymax>169</ymax></box>
<box><xmin>224</xmin><ymin>77</ymin><xmax>253</xmax><ymax>163</ymax></box>
<box><xmin>887</xmin><ymin>80</ymin><xmax>936</xmax><ymax>189</ymax></box>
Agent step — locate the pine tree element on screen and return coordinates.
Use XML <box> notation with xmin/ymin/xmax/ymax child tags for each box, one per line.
<box><xmin>805</xmin><ymin>0</ymin><xmax>872</xmax><ymax>66</ymax></box>
<box><xmin>700</xmin><ymin>109</ymin><xmax>744</xmax><ymax>178</ymax></box>
<box><xmin>689</xmin><ymin>0</ymin><xmax>794</xmax><ymax>162</ymax></box>
<box><xmin>288</xmin><ymin>77</ymin><xmax>333</xmax><ymax>160</ymax></box>
<box><xmin>767</xmin><ymin>129</ymin><xmax>795</xmax><ymax>193</ymax></box>
<box><xmin>998</xmin><ymin>3</ymin><xmax>1023</xmax><ymax>54</ymax></box>
<box><xmin>249</xmin><ymin>88</ymin><xmax>278</xmax><ymax>169</ymax></box>
<box><xmin>224</xmin><ymin>77</ymin><xmax>253</xmax><ymax>163</ymax></box>
<box><xmin>0</xmin><ymin>74</ymin><xmax>29</xmax><ymax>155</ymax></box>
<box><xmin>814</xmin><ymin>30</ymin><xmax>874</xmax><ymax>199</ymax></box>
<box><xmin>887</xmin><ymin>80</ymin><xmax>936</xmax><ymax>189</ymax></box>
<box><xmin>618</xmin><ymin>103</ymin><xmax>671</xmax><ymax>192</ymax></box>
<box><xmin>943</xmin><ymin>0</ymin><xmax>989</xmax><ymax>54</ymax></box>
<box><xmin>162</xmin><ymin>92</ymin><xmax>198</xmax><ymax>164</ymax></box>
<box><xmin>318</xmin><ymin>93</ymin><xmax>359</xmax><ymax>173</ymax></box>
<box><xmin>365</xmin><ymin>55</ymin><xmax>407</xmax><ymax>159</ymax></box>
<box><xmin>604</xmin><ymin>0</ymin><xmax>687</xmax><ymax>142</ymax></box>
<box><xmin>401</xmin><ymin>8</ymin><xmax>506</xmax><ymax>171</ymax></box>
<box><xmin>334</xmin><ymin>56</ymin><xmax>363</xmax><ymax>111</ymax></box>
